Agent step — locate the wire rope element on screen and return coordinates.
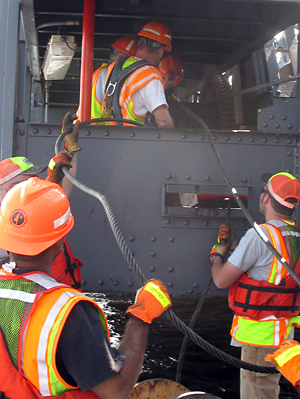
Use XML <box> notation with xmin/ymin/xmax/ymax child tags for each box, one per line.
<box><xmin>55</xmin><ymin>117</ymin><xmax>281</xmax><ymax>374</ymax></box>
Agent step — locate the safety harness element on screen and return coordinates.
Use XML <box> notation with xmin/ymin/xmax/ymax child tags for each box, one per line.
<box><xmin>102</xmin><ymin>57</ymin><xmax>151</xmax><ymax>125</ymax></box>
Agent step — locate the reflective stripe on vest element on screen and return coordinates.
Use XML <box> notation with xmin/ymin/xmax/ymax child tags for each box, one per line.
<box><xmin>263</xmin><ymin>223</ymin><xmax>290</xmax><ymax>284</ymax></box>
<box><xmin>0</xmin><ymin>271</ymin><xmax>109</xmax><ymax>397</ymax></box>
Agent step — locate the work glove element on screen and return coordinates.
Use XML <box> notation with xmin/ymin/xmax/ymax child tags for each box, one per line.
<box><xmin>62</xmin><ymin>111</ymin><xmax>81</xmax><ymax>152</ymax></box>
<box><xmin>266</xmin><ymin>340</ymin><xmax>300</xmax><ymax>388</ymax></box>
<box><xmin>209</xmin><ymin>224</ymin><xmax>238</xmax><ymax>265</ymax></box>
<box><xmin>126</xmin><ymin>279</ymin><xmax>172</xmax><ymax>324</ymax></box>
<box><xmin>46</xmin><ymin>151</ymin><xmax>73</xmax><ymax>185</ymax></box>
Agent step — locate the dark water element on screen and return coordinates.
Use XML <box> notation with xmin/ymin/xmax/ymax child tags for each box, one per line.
<box><xmin>85</xmin><ymin>292</ymin><xmax>300</xmax><ymax>399</ymax></box>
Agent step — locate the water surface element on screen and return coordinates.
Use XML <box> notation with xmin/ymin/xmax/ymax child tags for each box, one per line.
<box><xmin>86</xmin><ymin>293</ymin><xmax>300</xmax><ymax>398</ymax></box>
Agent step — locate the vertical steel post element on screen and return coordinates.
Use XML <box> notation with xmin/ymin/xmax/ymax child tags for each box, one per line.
<box><xmin>0</xmin><ymin>0</ymin><xmax>20</xmax><ymax>160</ymax></box>
<box><xmin>79</xmin><ymin>0</ymin><xmax>95</xmax><ymax>122</ymax></box>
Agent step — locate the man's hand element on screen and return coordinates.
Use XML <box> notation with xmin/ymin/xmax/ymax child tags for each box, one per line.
<box><xmin>266</xmin><ymin>340</ymin><xmax>300</xmax><ymax>387</ymax></box>
<box><xmin>209</xmin><ymin>224</ymin><xmax>238</xmax><ymax>264</ymax></box>
<box><xmin>126</xmin><ymin>279</ymin><xmax>172</xmax><ymax>324</ymax></box>
<box><xmin>46</xmin><ymin>151</ymin><xmax>73</xmax><ymax>185</ymax></box>
<box><xmin>62</xmin><ymin>111</ymin><xmax>81</xmax><ymax>152</ymax></box>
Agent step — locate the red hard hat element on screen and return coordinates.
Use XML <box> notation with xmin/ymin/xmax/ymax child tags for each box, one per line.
<box><xmin>138</xmin><ymin>20</ymin><xmax>172</xmax><ymax>51</ymax></box>
<box><xmin>112</xmin><ymin>36</ymin><xmax>139</xmax><ymax>57</ymax></box>
<box><xmin>0</xmin><ymin>177</ymin><xmax>74</xmax><ymax>256</ymax></box>
<box><xmin>157</xmin><ymin>55</ymin><xmax>184</xmax><ymax>85</ymax></box>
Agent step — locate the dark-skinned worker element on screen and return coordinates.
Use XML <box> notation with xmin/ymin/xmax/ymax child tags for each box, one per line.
<box><xmin>75</xmin><ymin>36</ymin><xmax>139</xmax><ymax>122</ymax></box>
<box><xmin>209</xmin><ymin>172</ymin><xmax>300</xmax><ymax>399</ymax></box>
<box><xmin>0</xmin><ymin>177</ymin><xmax>172</xmax><ymax>398</ymax></box>
<box><xmin>101</xmin><ymin>20</ymin><xmax>174</xmax><ymax>128</ymax></box>
<box><xmin>0</xmin><ymin>120</ymin><xmax>83</xmax><ymax>291</ymax></box>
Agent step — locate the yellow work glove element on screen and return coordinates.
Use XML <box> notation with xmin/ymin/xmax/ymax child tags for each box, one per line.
<box><xmin>209</xmin><ymin>224</ymin><xmax>238</xmax><ymax>265</ymax></box>
<box><xmin>126</xmin><ymin>279</ymin><xmax>172</xmax><ymax>324</ymax></box>
<box><xmin>266</xmin><ymin>340</ymin><xmax>300</xmax><ymax>387</ymax></box>
<box><xmin>62</xmin><ymin>111</ymin><xmax>81</xmax><ymax>152</ymax></box>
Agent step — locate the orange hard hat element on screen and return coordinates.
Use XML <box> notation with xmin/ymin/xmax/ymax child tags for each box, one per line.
<box><xmin>138</xmin><ymin>20</ymin><xmax>172</xmax><ymax>51</ymax></box>
<box><xmin>0</xmin><ymin>177</ymin><xmax>74</xmax><ymax>256</ymax></box>
<box><xmin>112</xmin><ymin>36</ymin><xmax>139</xmax><ymax>57</ymax></box>
<box><xmin>264</xmin><ymin>172</ymin><xmax>300</xmax><ymax>209</ymax></box>
<box><xmin>157</xmin><ymin>55</ymin><xmax>184</xmax><ymax>85</ymax></box>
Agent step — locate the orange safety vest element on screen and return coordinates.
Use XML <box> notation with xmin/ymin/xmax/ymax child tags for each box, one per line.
<box><xmin>229</xmin><ymin>220</ymin><xmax>300</xmax><ymax>347</ymax></box>
<box><xmin>104</xmin><ymin>56</ymin><xmax>164</xmax><ymax>125</ymax></box>
<box><xmin>0</xmin><ymin>270</ymin><xmax>109</xmax><ymax>398</ymax></box>
<box><xmin>51</xmin><ymin>238</ymin><xmax>83</xmax><ymax>291</ymax></box>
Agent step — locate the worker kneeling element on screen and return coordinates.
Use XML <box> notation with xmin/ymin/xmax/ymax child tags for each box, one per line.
<box><xmin>0</xmin><ymin>177</ymin><xmax>171</xmax><ymax>399</ymax></box>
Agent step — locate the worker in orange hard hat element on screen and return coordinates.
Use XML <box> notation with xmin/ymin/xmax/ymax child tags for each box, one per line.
<box><xmin>210</xmin><ymin>172</ymin><xmax>300</xmax><ymax>399</ymax></box>
<box><xmin>0</xmin><ymin>177</ymin><xmax>172</xmax><ymax>398</ymax></box>
<box><xmin>0</xmin><ymin>150</ymin><xmax>83</xmax><ymax>291</ymax></box>
<box><xmin>157</xmin><ymin>55</ymin><xmax>184</xmax><ymax>90</ymax></box>
<box><xmin>99</xmin><ymin>20</ymin><xmax>174</xmax><ymax>127</ymax></box>
<box><xmin>110</xmin><ymin>36</ymin><xmax>139</xmax><ymax>62</ymax></box>
<box><xmin>75</xmin><ymin>36</ymin><xmax>139</xmax><ymax>122</ymax></box>
<box><xmin>147</xmin><ymin>54</ymin><xmax>185</xmax><ymax>129</ymax></box>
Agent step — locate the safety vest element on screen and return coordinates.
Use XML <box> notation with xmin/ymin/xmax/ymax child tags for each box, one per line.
<box><xmin>74</xmin><ymin>62</ymin><xmax>108</xmax><ymax>122</ymax></box>
<box><xmin>0</xmin><ymin>270</ymin><xmax>109</xmax><ymax>398</ymax></box>
<box><xmin>104</xmin><ymin>56</ymin><xmax>164</xmax><ymax>125</ymax></box>
<box><xmin>229</xmin><ymin>220</ymin><xmax>300</xmax><ymax>347</ymax></box>
<box><xmin>51</xmin><ymin>238</ymin><xmax>83</xmax><ymax>291</ymax></box>
<box><xmin>91</xmin><ymin>63</ymin><xmax>109</xmax><ymax>119</ymax></box>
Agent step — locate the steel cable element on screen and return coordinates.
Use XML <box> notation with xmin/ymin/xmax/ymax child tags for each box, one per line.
<box><xmin>55</xmin><ymin>118</ymin><xmax>279</xmax><ymax>374</ymax></box>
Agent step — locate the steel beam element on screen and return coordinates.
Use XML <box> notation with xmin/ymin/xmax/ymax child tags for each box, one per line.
<box><xmin>0</xmin><ymin>0</ymin><xmax>20</xmax><ymax>160</ymax></box>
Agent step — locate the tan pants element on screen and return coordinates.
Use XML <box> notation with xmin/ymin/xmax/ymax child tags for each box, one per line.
<box><xmin>240</xmin><ymin>346</ymin><xmax>281</xmax><ymax>399</ymax></box>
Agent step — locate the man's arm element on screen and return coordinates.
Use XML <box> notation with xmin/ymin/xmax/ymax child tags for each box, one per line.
<box><xmin>211</xmin><ymin>257</ymin><xmax>245</xmax><ymax>289</ymax></box>
<box><xmin>153</xmin><ymin>104</ymin><xmax>174</xmax><ymax>128</ymax></box>
<box><xmin>91</xmin><ymin>316</ymin><xmax>148</xmax><ymax>399</ymax></box>
<box><xmin>91</xmin><ymin>279</ymin><xmax>171</xmax><ymax>399</ymax></box>
<box><xmin>62</xmin><ymin>153</ymin><xmax>77</xmax><ymax>197</ymax></box>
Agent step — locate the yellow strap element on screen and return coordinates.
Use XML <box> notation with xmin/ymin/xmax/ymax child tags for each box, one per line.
<box><xmin>276</xmin><ymin>345</ymin><xmax>300</xmax><ymax>367</ymax></box>
<box><xmin>144</xmin><ymin>282</ymin><xmax>170</xmax><ymax>308</ymax></box>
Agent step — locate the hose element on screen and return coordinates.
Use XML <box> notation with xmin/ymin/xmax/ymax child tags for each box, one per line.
<box><xmin>55</xmin><ymin>117</ymin><xmax>279</xmax><ymax>374</ymax></box>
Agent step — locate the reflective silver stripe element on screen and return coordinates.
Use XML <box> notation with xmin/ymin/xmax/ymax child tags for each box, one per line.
<box><xmin>281</xmin><ymin>231</ymin><xmax>300</xmax><ymax>237</ymax></box>
<box><xmin>0</xmin><ymin>169</ymin><xmax>21</xmax><ymax>185</ymax></box>
<box><xmin>25</xmin><ymin>273</ymin><xmax>67</xmax><ymax>289</ymax></box>
<box><xmin>54</xmin><ymin>208</ymin><xmax>70</xmax><ymax>229</ymax></box>
<box><xmin>0</xmin><ymin>288</ymin><xmax>35</xmax><ymax>303</ymax></box>
<box><xmin>142</xmin><ymin>27</ymin><xmax>160</xmax><ymax>37</ymax></box>
<box><xmin>37</xmin><ymin>291</ymin><xmax>78</xmax><ymax>396</ymax></box>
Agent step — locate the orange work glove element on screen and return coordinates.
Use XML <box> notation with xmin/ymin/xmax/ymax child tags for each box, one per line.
<box><xmin>266</xmin><ymin>340</ymin><xmax>300</xmax><ymax>387</ymax></box>
<box><xmin>126</xmin><ymin>279</ymin><xmax>172</xmax><ymax>324</ymax></box>
<box><xmin>218</xmin><ymin>224</ymin><xmax>231</xmax><ymax>243</ymax></box>
<box><xmin>62</xmin><ymin>111</ymin><xmax>81</xmax><ymax>152</ymax></box>
<box><xmin>209</xmin><ymin>224</ymin><xmax>238</xmax><ymax>265</ymax></box>
<box><xmin>46</xmin><ymin>151</ymin><xmax>73</xmax><ymax>185</ymax></box>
